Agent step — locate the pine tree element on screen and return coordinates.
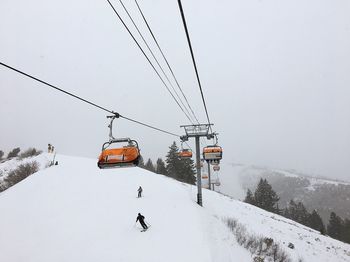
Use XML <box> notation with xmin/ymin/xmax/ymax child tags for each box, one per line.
<box><xmin>244</xmin><ymin>189</ymin><xmax>255</xmax><ymax>205</ymax></box>
<box><xmin>254</xmin><ymin>178</ymin><xmax>280</xmax><ymax>213</ymax></box>
<box><xmin>179</xmin><ymin>157</ymin><xmax>196</xmax><ymax>184</ymax></box>
<box><xmin>327</xmin><ymin>212</ymin><xmax>344</xmax><ymax>240</ymax></box>
<box><xmin>307</xmin><ymin>210</ymin><xmax>325</xmax><ymax>233</ymax></box>
<box><xmin>155</xmin><ymin>158</ymin><xmax>167</xmax><ymax>176</ymax></box>
<box><xmin>0</xmin><ymin>150</ymin><xmax>4</xmax><ymax>160</ymax></box>
<box><xmin>165</xmin><ymin>141</ymin><xmax>196</xmax><ymax>184</ymax></box>
<box><xmin>165</xmin><ymin>142</ymin><xmax>181</xmax><ymax>179</ymax></box>
<box><xmin>285</xmin><ymin>200</ymin><xmax>309</xmax><ymax>226</ymax></box>
<box><xmin>145</xmin><ymin>158</ymin><xmax>155</xmax><ymax>172</ymax></box>
<box><xmin>283</xmin><ymin>207</ymin><xmax>291</xmax><ymax>219</ymax></box>
<box><xmin>341</xmin><ymin>219</ymin><xmax>350</xmax><ymax>244</ymax></box>
<box><xmin>138</xmin><ymin>155</ymin><xmax>145</xmax><ymax>168</ymax></box>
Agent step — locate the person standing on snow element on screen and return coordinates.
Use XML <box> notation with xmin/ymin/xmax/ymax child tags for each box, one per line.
<box><xmin>137</xmin><ymin>186</ymin><xmax>143</xmax><ymax>198</ymax></box>
<box><xmin>136</xmin><ymin>213</ymin><xmax>148</xmax><ymax>230</ymax></box>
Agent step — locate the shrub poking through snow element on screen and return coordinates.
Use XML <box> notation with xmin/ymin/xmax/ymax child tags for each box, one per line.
<box><xmin>19</xmin><ymin>148</ymin><xmax>42</xmax><ymax>159</ymax></box>
<box><xmin>225</xmin><ymin>218</ymin><xmax>293</xmax><ymax>262</ymax></box>
<box><xmin>7</xmin><ymin>147</ymin><xmax>21</xmax><ymax>159</ymax></box>
<box><xmin>1</xmin><ymin>161</ymin><xmax>39</xmax><ymax>190</ymax></box>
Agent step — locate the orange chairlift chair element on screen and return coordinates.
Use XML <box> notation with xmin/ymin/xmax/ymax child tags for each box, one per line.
<box><xmin>98</xmin><ymin>115</ymin><xmax>140</xmax><ymax>169</ymax></box>
<box><xmin>203</xmin><ymin>133</ymin><xmax>223</xmax><ymax>164</ymax></box>
<box><xmin>179</xmin><ymin>141</ymin><xmax>193</xmax><ymax>159</ymax></box>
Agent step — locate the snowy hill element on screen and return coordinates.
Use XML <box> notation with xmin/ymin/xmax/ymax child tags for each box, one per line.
<box><xmin>0</xmin><ymin>155</ymin><xmax>349</xmax><ymax>262</ymax></box>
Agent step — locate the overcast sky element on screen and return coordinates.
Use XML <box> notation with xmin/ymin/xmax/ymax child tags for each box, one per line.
<box><xmin>1</xmin><ymin>0</ymin><xmax>349</xmax><ymax>181</ymax></box>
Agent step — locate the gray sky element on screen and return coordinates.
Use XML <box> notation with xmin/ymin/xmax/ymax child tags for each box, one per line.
<box><xmin>1</xmin><ymin>0</ymin><xmax>349</xmax><ymax>181</ymax></box>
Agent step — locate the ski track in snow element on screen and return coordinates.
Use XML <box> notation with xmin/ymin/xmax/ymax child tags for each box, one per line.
<box><xmin>0</xmin><ymin>155</ymin><xmax>349</xmax><ymax>262</ymax></box>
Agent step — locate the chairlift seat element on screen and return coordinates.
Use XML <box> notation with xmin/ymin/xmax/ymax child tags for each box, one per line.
<box><xmin>203</xmin><ymin>145</ymin><xmax>223</xmax><ymax>161</ymax></box>
<box><xmin>179</xmin><ymin>149</ymin><xmax>192</xmax><ymax>159</ymax></box>
<box><xmin>98</xmin><ymin>139</ymin><xmax>140</xmax><ymax>169</ymax></box>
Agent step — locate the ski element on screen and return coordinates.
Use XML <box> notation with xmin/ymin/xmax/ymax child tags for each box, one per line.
<box><xmin>140</xmin><ymin>225</ymin><xmax>151</xmax><ymax>232</ymax></box>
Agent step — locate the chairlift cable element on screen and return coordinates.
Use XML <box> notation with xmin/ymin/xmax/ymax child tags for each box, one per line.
<box><xmin>134</xmin><ymin>0</ymin><xmax>200</xmax><ymax>124</ymax></box>
<box><xmin>177</xmin><ymin>0</ymin><xmax>213</xmax><ymax>133</ymax></box>
<box><xmin>119</xmin><ymin>115</ymin><xmax>180</xmax><ymax>137</ymax></box>
<box><xmin>117</xmin><ymin>0</ymin><xmax>196</xmax><ymax>125</ymax></box>
<box><xmin>106</xmin><ymin>0</ymin><xmax>194</xmax><ymax>124</ymax></box>
<box><xmin>0</xmin><ymin>62</ymin><xmax>113</xmax><ymax>115</ymax></box>
<box><xmin>0</xmin><ymin>61</ymin><xmax>180</xmax><ymax>138</ymax></box>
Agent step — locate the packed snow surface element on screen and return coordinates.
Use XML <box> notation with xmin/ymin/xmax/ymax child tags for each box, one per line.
<box><xmin>0</xmin><ymin>155</ymin><xmax>349</xmax><ymax>262</ymax></box>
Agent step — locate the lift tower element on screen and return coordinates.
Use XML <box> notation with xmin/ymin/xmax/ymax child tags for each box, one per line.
<box><xmin>180</xmin><ymin>124</ymin><xmax>213</xmax><ymax>206</ymax></box>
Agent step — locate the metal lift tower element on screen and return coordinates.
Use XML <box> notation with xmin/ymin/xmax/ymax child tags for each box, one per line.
<box><xmin>180</xmin><ymin>124</ymin><xmax>213</xmax><ymax>206</ymax></box>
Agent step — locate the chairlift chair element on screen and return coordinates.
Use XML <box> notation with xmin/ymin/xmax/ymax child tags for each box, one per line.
<box><xmin>203</xmin><ymin>145</ymin><xmax>223</xmax><ymax>163</ymax></box>
<box><xmin>179</xmin><ymin>148</ymin><xmax>193</xmax><ymax>159</ymax></box>
<box><xmin>98</xmin><ymin>115</ymin><xmax>141</xmax><ymax>169</ymax></box>
<box><xmin>179</xmin><ymin>140</ymin><xmax>193</xmax><ymax>159</ymax></box>
<box><xmin>213</xmin><ymin>165</ymin><xmax>220</xmax><ymax>171</ymax></box>
<box><xmin>98</xmin><ymin>138</ymin><xmax>140</xmax><ymax>169</ymax></box>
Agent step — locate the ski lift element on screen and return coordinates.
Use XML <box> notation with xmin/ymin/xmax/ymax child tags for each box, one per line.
<box><xmin>179</xmin><ymin>140</ymin><xmax>192</xmax><ymax>159</ymax></box>
<box><xmin>98</xmin><ymin>115</ymin><xmax>140</xmax><ymax>169</ymax></box>
<box><xmin>179</xmin><ymin>149</ymin><xmax>192</xmax><ymax>159</ymax></box>
<box><xmin>203</xmin><ymin>145</ymin><xmax>223</xmax><ymax>162</ymax></box>
<box><xmin>213</xmin><ymin>165</ymin><xmax>220</xmax><ymax>171</ymax></box>
<box><xmin>203</xmin><ymin>133</ymin><xmax>223</xmax><ymax>163</ymax></box>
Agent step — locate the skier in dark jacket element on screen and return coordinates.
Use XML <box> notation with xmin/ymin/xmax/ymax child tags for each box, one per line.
<box><xmin>136</xmin><ymin>213</ymin><xmax>148</xmax><ymax>230</ymax></box>
<box><xmin>137</xmin><ymin>186</ymin><xmax>143</xmax><ymax>198</ymax></box>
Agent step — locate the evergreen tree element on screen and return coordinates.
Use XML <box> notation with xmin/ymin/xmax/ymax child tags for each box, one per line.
<box><xmin>285</xmin><ymin>200</ymin><xmax>309</xmax><ymax>226</ymax></box>
<box><xmin>155</xmin><ymin>158</ymin><xmax>167</xmax><ymax>176</ymax></box>
<box><xmin>165</xmin><ymin>141</ymin><xmax>196</xmax><ymax>184</ymax></box>
<box><xmin>138</xmin><ymin>155</ymin><xmax>145</xmax><ymax>168</ymax></box>
<box><xmin>341</xmin><ymin>219</ymin><xmax>350</xmax><ymax>244</ymax></box>
<box><xmin>254</xmin><ymin>178</ymin><xmax>280</xmax><ymax>213</ymax></box>
<box><xmin>244</xmin><ymin>189</ymin><xmax>255</xmax><ymax>205</ymax></box>
<box><xmin>178</xmin><ymin>157</ymin><xmax>196</xmax><ymax>184</ymax></box>
<box><xmin>0</xmin><ymin>150</ymin><xmax>4</xmax><ymax>160</ymax></box>
<box><xmin>283</xmin><ymin>207</ymin><xmax>291</xmax><ymax>219</ymax></box>
<box><xmin>327</xmin><ymin>212</ymin><xmax>344</xmax><ymax>240</ymax></box>
<box><xmin>145</xmin><ymin>158</ymin><xmax>155</xmax><ymax>172</ymax></box>
<box><xmin>307</xmin><ymin>210</ymin><xmax>325</xmax><ymax>233</ymax></box>
<box><xmin>165</xmin><ymin>142</ymin><xmax>181</xmax><ymax>179</ymax></box>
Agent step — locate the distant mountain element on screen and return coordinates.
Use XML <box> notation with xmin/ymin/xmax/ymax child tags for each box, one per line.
<box><xmin>220</xmin><ymin>163</ymin><xmax>350</xmax><ymax>222</ymax></box>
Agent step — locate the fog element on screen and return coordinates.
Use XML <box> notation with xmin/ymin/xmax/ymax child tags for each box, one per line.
<box><xmin>1</xmin><ymin>0</ymin><xmax>349</xmax><ymax>181</ymax></box>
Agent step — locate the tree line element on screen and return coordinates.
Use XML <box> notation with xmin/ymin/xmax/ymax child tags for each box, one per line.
<box><xmin>244</xmin><ymin>178</ymin><xmax>350</xmax><ymax>244</ymax></box>
<box><xmin>138</xmin><ymin>141</ymin><xmax>196</xmax><ymax>185</ymax></box>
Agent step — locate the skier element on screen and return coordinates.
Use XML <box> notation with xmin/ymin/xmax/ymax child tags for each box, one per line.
<box><xmin>137</xmin><ymin>186</ymin><xmax>143</xmax><ymax>198</ymax></box>
<box><xmin>136</xmin><ymin>213</ymin><xmax>148</xmax><ymax>230</ymax></box>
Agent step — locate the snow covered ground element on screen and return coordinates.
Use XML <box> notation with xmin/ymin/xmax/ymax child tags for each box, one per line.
<box><xmin>0</xmin><ymin>155</ymin><xmax>349</xmax><ymax>262</ymax></box>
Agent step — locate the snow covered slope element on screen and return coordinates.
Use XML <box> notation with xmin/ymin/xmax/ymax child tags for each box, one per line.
<box><xmin>0</xmin><ymin>155</ymin><xmax>349</xmax><ymax>262</ymax></box>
